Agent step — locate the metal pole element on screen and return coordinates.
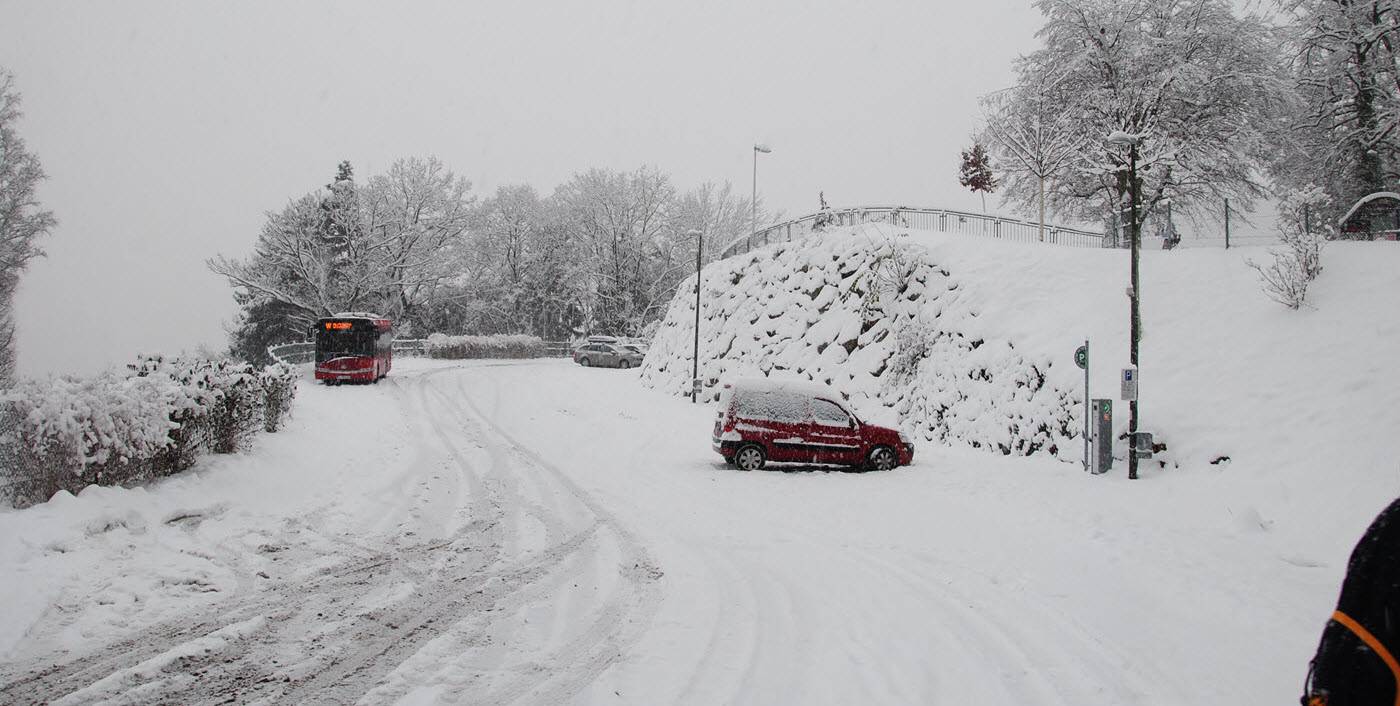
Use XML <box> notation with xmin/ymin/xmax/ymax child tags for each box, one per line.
<box><xmin>751</xmin><ymin>149</ymin><xmax>757</xmax><ymax>253</ymax></box>
<box><xmin>750</xmin><ymin>144</ymin><xmax>771</xmax><ymax>254</ymax></box>
<box><xmin>1128</xmin><ymin>142</ymin><xmax>1141</xmax><ymax>481</ymax></box>
<box><xmin>692</xmin><ymin>229</ymin><xmax>703</xmax><ymax>404</ymax></box>
<box><xmin>1224</xmin><ymin>198</ymin><xmax>1231</xmax><ymax>250</ymax></box>
<box><xmin>1083</xmin><ymin>338</ymin><xmax>1090</xmax><ymax>472</ymax></box>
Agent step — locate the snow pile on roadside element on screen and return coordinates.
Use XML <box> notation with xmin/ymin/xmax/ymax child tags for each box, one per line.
<box><xmin>1</xmin><ymin>357</ymin><xmax>299</xmax><ymax>508</ymax></box>
<box><xmin>641</xmin><ymin>225</ymin><xmax>1079</xmax><ymax>456</ymax></box>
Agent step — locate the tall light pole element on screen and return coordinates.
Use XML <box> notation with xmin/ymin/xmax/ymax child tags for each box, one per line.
<box><xmin>689</xmin><ymin>229</ymin><xmax>704</xmax><ymax>404</ymax></box>
<box><xmin>751</xmin><ymin>143</ymin><xmax>771</xmax><ymax>252</ymax></box>
<box><xmin>1107</xmin><ymin>130</ymin><xmax>1143</xmax><ymax>481</ymax></box>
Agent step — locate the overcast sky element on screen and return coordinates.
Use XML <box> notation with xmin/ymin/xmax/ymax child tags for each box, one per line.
<box><xmin>2</xmin><ymin>0</ymin><xmax>1047</xmax><ymax>375</ymax></box>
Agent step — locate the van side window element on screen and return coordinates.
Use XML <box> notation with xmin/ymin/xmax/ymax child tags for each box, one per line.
<box><xmin>813</xmin><ymin>399</ymin><xmax>851</xmax><ymax>427</ymax></box>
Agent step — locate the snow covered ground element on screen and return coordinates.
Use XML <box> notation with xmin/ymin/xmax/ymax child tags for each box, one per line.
<box><xmin>1</xmin><ymin>229</ymin><xmax>1397</xmax><ymax>704</ymax></box>
<box><xmin>0</xmin><ymin>348</ymin><xmax>1384</xmax><ymax>704</ymax></box>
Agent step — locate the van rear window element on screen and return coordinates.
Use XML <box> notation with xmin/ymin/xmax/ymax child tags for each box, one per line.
<box><xmin>733</xmin><ymin>389</ymin><xmax>808</xmax><ymax>423</ymax></box>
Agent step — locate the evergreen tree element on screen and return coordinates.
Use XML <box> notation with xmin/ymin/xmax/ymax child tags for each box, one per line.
<box><xmin>959</xmin><ymin>143</ymin><xmax>999</xmax><ymax>213</ymax></box>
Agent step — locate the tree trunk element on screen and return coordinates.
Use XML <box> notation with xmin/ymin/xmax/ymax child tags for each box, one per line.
<box><xmin>1038</xmin><ymin>177</ymin><xmax>1046</xmax><ymax>242</ymax></box>
<box><xmin>1354</xmin><ymin>65</ymin><xmax>1386</xmax><ymax>196</ymax></box>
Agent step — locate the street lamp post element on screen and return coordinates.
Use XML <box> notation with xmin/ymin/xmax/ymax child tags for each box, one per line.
<box><xmin>1107</xmin><ymin>130</ymin><xmax>1143</xmax><ymax>481</ymax></box>
<box><xmin>689</xmin><ymin>229</ymin><xmax>704</xmax><ymax>404</ymax></box>
<box><xmin>751</xmin><ymin>143</ymin><xmax>771</xmax><ymax>252</ymax></box>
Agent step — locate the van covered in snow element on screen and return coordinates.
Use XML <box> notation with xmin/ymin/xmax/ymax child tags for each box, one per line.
<box><xmin>712</xmin><ymin>378</ymin><xmax>913</xmax><ymax>471</ymax></box>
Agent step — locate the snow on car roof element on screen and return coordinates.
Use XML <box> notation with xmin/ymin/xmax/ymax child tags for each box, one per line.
<box><xmin>726</xmin><ymin>376</ymin><xmax>847</xmax><ymax>401</ymax></box>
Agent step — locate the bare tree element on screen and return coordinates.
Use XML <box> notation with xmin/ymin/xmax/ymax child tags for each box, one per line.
<box><xmin>554</xmin><ymin>167</ymin><xmax>674</xmax><ymax>334</ymax></box>
<box><xmin>980</xmin><ymin>65</ymin><xmax>1087</xmax><ymax>240</ymax></box>
<box><xmin>210</xmin><ymin>158</ymin><xmax>474</xmax><ymax>345</ymax></box>
<box><xmin>995</xmin><ymin>0</ymin><xmax>1289</xmax><ymax>228</ymax></box>
<box><xmin>1276</xmin><ymin>0</ymin><xmax>1400</xmax><ymax>219</ymax></box>
<box><xmin>358</xmin><ymin>157</ymin><xmax>474</xmax><ymax>333</ymax></box>
<box><xmin>0</xmin><ymin>69</ymin><xmax>56</xmax><ymax>382</ymax></box>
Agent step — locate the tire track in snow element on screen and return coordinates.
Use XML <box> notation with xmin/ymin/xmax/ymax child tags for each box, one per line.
<box><xmin>0</xmin><ymin>364</ymin><xmax>659</xmax><ymax>705</ymax></box>
<box><xmin>850</xmin><ymin>547</ymin><xmax>1185</xmax><ymax>704</ymax></box>
<box><xmin>359</xmin><ymin>370</ymin><xmax>664</xmax><ymax>705</ymax></box>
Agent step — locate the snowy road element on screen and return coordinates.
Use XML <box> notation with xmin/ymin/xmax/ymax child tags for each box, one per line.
<box><xmin>1</xmin><ymin>359</ymin><xmax>1339</xmax><ymax>704</ymax></box>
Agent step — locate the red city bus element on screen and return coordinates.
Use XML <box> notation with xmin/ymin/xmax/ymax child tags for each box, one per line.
<box><xmin>313</xmin><ymin>314</ymin><xmax>393</xmax><ymax>384</ymax></box>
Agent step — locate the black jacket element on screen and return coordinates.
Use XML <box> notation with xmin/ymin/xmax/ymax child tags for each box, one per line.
<box><xmin>1305</xmin><ymin>497</ymin><xmax>1400</xmax><ymax>705</ymax></box>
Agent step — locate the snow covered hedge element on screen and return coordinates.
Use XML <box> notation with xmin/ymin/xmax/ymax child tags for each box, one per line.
<box><xmin>640</xmin><ymin>227</ymin><xmax>1079</xmax><ymax>458</ymax></box>
<box><xmin>0</xmin><ymin>356</ymin><xmax>299</xmax><ymax>508</ymax></box>
<box><xmin>424</xmin><ymin>333</ymin><xmax>546</xmax><ymax>359</ymax></box>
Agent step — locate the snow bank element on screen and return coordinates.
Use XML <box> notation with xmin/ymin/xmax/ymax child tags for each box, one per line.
<box><xmin>642</xmin><ymin>225</ymin><xmax>1079</xmax><ymax>456</ymax></box>
<box><xmin>643</xmin><ymin>224</ymin><xmax>1400</xmax><ymax>493</ymax></box>
<box><xmin>0</xmin><ymin>357</ymin><xmax>299</xmax><ymax>508</ymax></box>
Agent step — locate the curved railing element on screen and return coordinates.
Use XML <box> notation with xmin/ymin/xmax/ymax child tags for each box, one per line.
<box><xmin>266</xmin><ymin>338</ymin><xmax>573</xmax><ymax>366</ymax></box>
<box><xmin>717</xmin><ymin>205</ymin><xmax>1107</xmax><ymax>259</ymax></box>
<box><xmin>267</xmin><ymin>339</ymin><xmax>427</xmax><ymax>366</ymax></box>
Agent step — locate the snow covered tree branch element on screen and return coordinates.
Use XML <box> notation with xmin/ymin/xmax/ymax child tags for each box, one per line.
<box><xmin>0</xmin><ymin>69</ymin><xmax>55</xmax><ymax>383</ymax></box>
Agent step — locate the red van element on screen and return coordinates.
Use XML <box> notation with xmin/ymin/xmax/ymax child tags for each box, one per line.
<box><xmin>712</xmin><ymin>378</ymin><xmax>914</xmax><ymax>472</ymax></box>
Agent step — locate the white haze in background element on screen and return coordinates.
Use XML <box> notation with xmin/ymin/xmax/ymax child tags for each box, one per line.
<box><xmin>0</xmin><ymin>0</ymin><xmax>1041</xmax><ymax>375</ymax></box>
<box><xmin>0</xmin><ymin>1</ymin><xmax>1272</xmax><ymax>376</ymax></box>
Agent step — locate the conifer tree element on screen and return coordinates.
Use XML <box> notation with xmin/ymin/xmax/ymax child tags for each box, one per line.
<box><xmin>959</xmin><ymin>143</ymin><xmax>998</xmax><ymax>214</ymax></box>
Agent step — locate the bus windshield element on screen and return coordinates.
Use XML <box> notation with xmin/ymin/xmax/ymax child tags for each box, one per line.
<box><xmin>317</xmin><ymin>330</ymin><xmax>372</xmax><ymax>359</ymax></box>
<box><xmin>315</xmin><ymin>319</ymin><xmax>383</xmax><ymax>362</ymax></box>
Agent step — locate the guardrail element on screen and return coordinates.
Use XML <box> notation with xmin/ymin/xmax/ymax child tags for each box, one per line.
<box><xmin>267</xmin><ymin>339</ymin><xmax>573</xmax><ymax>366</ymax></box>
<box><xmin>267</xmin><ymin>342</ymin><xmax>315</xmax><ymax>366</ymax></box>
<box><xmin>717</xmin><ymin>205</ymin><xmax>1107</xmax><ymax>259</ymax></box>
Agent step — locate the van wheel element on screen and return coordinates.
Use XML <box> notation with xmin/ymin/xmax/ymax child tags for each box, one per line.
<box><xmin>579</xmin><ymin>357</ymin><xmax>591</xmax><ymax>367</ymax></box>
<box><xmin>866</xmin><ymin>445</ymin><xmax>897</xmax><ymax>472</ymax></box>
<box><xmin>735</xmin><ymin>444</ymin><xmax>766</xmax><ymax>471</ymax></box>
<box><xmin>618</xmin><ymin>359</ymin><xmax>631</xmax><ymax>369</ymax></box>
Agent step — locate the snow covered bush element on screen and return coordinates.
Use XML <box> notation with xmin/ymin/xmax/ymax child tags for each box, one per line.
<box><xmin>424</xmin><ymin>333</ymin><xmax>546</xmax><ymax>359</ymax></box>
<box><xmin>640</xmin><ymin>227</ymin><xmax>1078</xmax><ymax>458</ymax></box>
<box><xmin>0</xmin><ymin>355</ymin><xmax>300</xmax><ymax>508</ymax></box>
<box><xmin>262</xmin><ymin>363</ymin><xmax>297</xmax><ymax>433</ymax></box>
<box><xmin>1248</xmin><ymin>192</ymin><xmax>1327</xmax><ymax>310</ymax></box>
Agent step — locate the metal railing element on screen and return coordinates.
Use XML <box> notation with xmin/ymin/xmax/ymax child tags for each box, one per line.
<box><xmin>267</xmin><ymin>339</ymin><xmax>573</xmax><ymax>366</ymax></box>
<box><xmin>267</xmin><ymin>342</ymin><xmax>315</xmax><ymax>365</ymax></box>
<box><xmin>717</xmin><ymin>205</ymin><xmax>1107</xmax><ymax>259</ymax></box>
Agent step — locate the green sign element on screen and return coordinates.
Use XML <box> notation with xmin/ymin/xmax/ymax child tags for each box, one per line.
<box><xmin>1074</xmin><ymin>344</ymin><xmax>1088</xmax><ymax>369</ymax></box>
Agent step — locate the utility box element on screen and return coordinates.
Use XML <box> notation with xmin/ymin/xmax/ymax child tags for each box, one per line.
<box><xmin>1091</xmin><ymin>398</ymin><xmax>1113</xmax><ymax>474</ymax></box>
<box><xmin>1132</xmin><ymin>431</ymin><xmax>1154</xmax><ymax>459</ymax></box>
